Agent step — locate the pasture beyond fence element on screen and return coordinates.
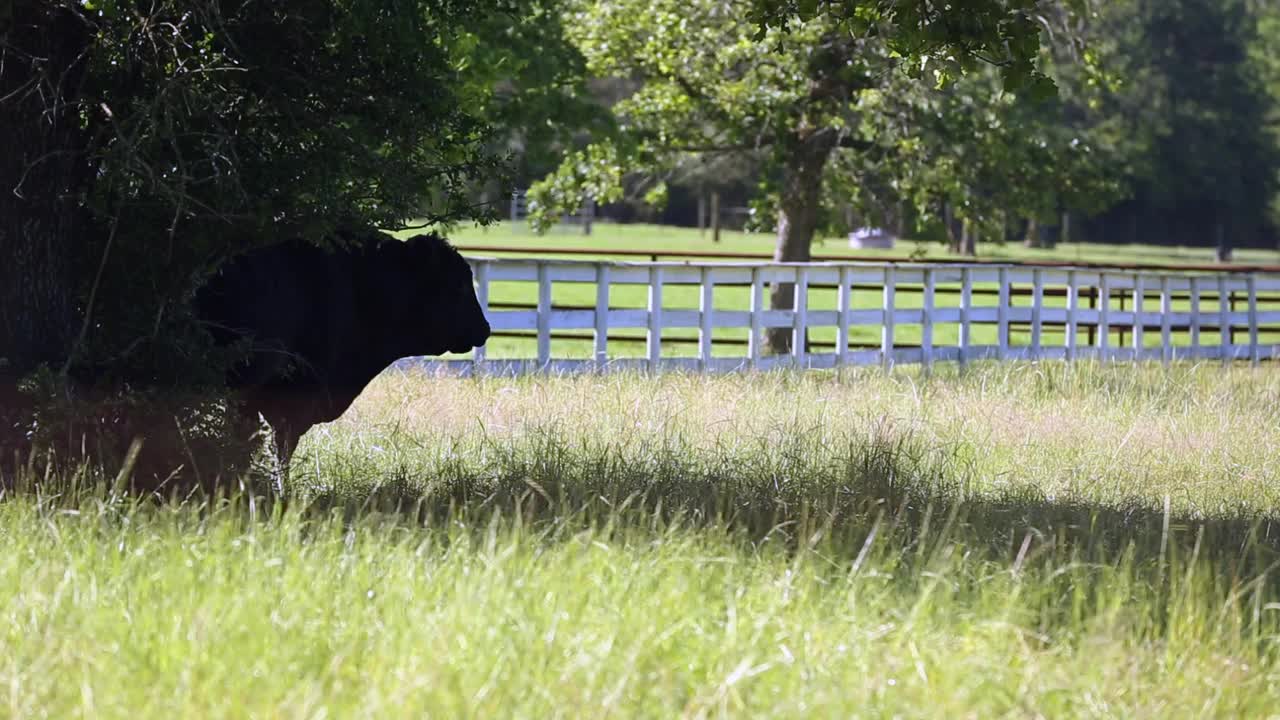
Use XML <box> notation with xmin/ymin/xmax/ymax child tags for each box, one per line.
<box><xmin>425</xmin><ymin>257</ymin><xmax>1280</xmax><ymax>374</ymax></box>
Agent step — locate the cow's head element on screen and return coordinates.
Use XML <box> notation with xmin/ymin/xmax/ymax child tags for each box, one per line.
<box><xmin>382</xmin><ymin>234</ymin><xmax>491</xmax><ymax>357</ymax></box>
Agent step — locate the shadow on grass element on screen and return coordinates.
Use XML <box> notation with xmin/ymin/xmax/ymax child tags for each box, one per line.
<box><xmin>9</xmin><ymin>422</ymin><xmax>1280</xmax><ymax>640</ymax></box>
<box><xmin>10</xmin><ymin>418</ymin><xmax>1280</xmax><ymax>593</ymax></box>
<box><xmin>296</xmin><ymin>427</ymin><xmax>1280</xmax><ymax>582</ymax></box>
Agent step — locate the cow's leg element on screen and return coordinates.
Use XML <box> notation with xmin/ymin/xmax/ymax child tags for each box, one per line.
<box><xmin>254</xmin><ymin>389</ymin><xmax>334</xmax><ymax>495</ymax></box>
<box><xmin>269</xmin><ymin>418</ymin><xmax>301</xmax><ymax>481</ymax></box>
<box><xmin>254</xmin><ymin>408</ymin><xmax>300</xmax><ymax>497</ymax></box>
<box><xmin>231</xmin><ymin>395</ymin><xmax>295</xmax><ymax>496</ymax></box>
<box><xmin>239</xmin><ymin>386</ymin><xmax>358</xmax><ymax>497</ymax></box>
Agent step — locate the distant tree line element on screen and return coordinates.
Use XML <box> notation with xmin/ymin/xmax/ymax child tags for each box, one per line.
<box><xmin>1078</xmin><ymin>0</ymin><xmax>1279</xmax><ymax>257</ymax></box>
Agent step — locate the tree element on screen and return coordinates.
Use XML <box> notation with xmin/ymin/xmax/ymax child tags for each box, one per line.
<box><xmin>892</xmin><ymin>54</ymin><xmax>1126</xmax><ymax>255</ymax></box>
<box><xmin>1078</xmin><ymin>0</ymin><xmax>1279</xmax><ymax>254</ymax></box>
<box><xmin>531</xmin><ymin>0</ymin><xmax>1075</xmax><ymax>352</ymax></box>
<box><xmin>1255</xmin><ymin>0</ymin><xmax>1280</xmax><ymax>240</ymax></box>
<box><xmin>0</xmin><ymin>3</ymin><xmax>90</xmax><ymax>376</ymax></box>
<box><xmin>0</xmin><ymin>0</ymin><xmax>588</xmax><ymax>467</ymax></box>
<box><xmin>458</xmin><ymin>0</ymin><xmax>612</xmax><ymax>186</ymax></box>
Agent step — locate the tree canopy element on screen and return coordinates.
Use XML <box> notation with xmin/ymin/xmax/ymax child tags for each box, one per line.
<box><xmin>0</xmin><ymin>0</ymin><xmax>588</xmax><ymax>383</ymax></box>
<box><xmin>747</xmin><ymin>0</ymin><xmax>1068</xmax><ymax>93</ymax></box>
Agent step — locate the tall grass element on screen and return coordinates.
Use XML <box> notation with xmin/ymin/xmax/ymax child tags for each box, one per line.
<box><xmin>4</xmin><ymin>362</ymin><xmax>1280</xmax><ymax>716</ymax></box>
<box><xmin>310</xmin><ymin>361</ymin><xmax>1280</xmax><ymax>520</ymax></box>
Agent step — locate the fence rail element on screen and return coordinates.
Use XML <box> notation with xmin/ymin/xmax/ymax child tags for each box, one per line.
<box><xmin>454</xmin><ymin>242</ymin><xmax>1280</xmax><ymax>274</ymax></box>
<box><xmin>423</xmin><ymin>257</ymin><xmax>1280</xmax><ymax>375</ymax></box>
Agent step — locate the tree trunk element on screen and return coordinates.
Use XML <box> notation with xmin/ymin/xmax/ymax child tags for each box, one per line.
<box><xmin>943</xmin><ymin>201</ymin><xmax>962</xmax><ymax>254</ymax></box>
<box><xmin>697</xmin><ymin>193</ymin><xmax>707</xmax><ymax>238</ymax></box>
<box><xmin>1215</xmin><ymin>221</ymin><xmax>1232</xmax><ymax>263</ymax></box>
<box><xmin>767</xmin><ymin>130</ymin><xmax>836</xmax><ymax>354</ymax></box>
<box><xmin>962</xmin><ymin>221</ymin><xmax>977</xmax><ymax>256</ymax></box>
<box><xmin>581</xmin><ymin>197</ymin><xmax>595</xmax><ymax>235</ymax></box>
<box><xmin>1041</xmin><ymin>222</ymin><xmax>1058</xmax><ymax>249</ymax></box>
<box><xmin>1003</xmin><ymin>214</ymin><xmax>1019</xmax><ymax>244</ymax></box>
<box><xmin>710</xmin><ymin>192</ymin><xmax>721</xmax><ymax>244</ymax></box>
<box><xmin>1023</xmin><ymin>218</ymin><xmax>1040</xmax><ymax>248</ymax></box>
<box><xmin>1</xmin><ymin>3</ymin><xmax>92</xmax><ymax>449</ymax></box>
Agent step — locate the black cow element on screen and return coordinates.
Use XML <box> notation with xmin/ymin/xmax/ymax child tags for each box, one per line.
<box><xmin>195</xmin><ymin>231</ymin><xmax>490</xmax><ymax>468</ymax></box>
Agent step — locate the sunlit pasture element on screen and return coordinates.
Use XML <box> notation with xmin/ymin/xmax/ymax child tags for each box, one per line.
<box><xmin>5</xmin><ymin>363</ymin><xmax>1280</xmax><ymax>716</ymax></box>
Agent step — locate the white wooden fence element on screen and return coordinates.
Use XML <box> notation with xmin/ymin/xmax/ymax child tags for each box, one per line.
<box><xmin>421</xmin><ymin>257</ymin><xmax>1280</xmax><ymax>374</ymax></box>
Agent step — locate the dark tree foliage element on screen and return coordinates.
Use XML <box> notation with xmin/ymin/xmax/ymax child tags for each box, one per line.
<box><xmin>1082</xmin><ymin>0</ymin><xmax>1279</xmax><ymax>251</ymax></box>
<box><xmin>7</xmin><ymin>1</ymin><xmax>494</xmax><ymax>373</ymax></box>
<box><xmin>0</xmin><ymin>0</ymin><xmax>585</xmax><ymax>472</ymax></box>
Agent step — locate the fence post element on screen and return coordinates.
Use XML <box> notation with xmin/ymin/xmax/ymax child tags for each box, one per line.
<box><xmin>1099</xmin><ymin>273</ymin><xmax>1111</xmax><ymax>362</ymax></box>
<box><xmin>1030</xmin><ymin>269</ymin><xmax>1043</xmax><ymax>359</ymax></box>
<box><xmin>959</xmin><ymin>268</ymin><xmax>973</xmax><ymax>367</ymax></box>
<box><xmin>793</xmin><ymin>266</ymin><xmax>809</xmax><ymax>367</ymax></box>
<box><xmin>473</xmin><ymin>260</ymin><xmax>489</xmax><ymax>366</ymax></box>
<box><xmin>648</xmin><ymin>266</ymin><xmax>664</xmax><ymax>372</ymax></box>
<box><xmin>997</xmin><ymin>267</ymin><xmax>1010</xmax><ymax>360</ymax></box>
<box><xmin>1065</xmin><ymin>269</ymin><xmax>1078</xmax><ymax>362</ymax></box>
<box><xmin>1219</xmin><ymin>275</ymin><xmax>1230</xmax><ymax>366</ymax></box>
<box><xmin>1190</xmin><ymin>276</ymin><xmax>1201</xmax><ymax>358</ymax></box>
<box><xmin>837</xmin><ymin>266</ymin><xmax>851</xmax><ymax>367</ymax></box>
<box><xmin>749</xmin><ymin>267</ymin><xmax>764</xmax><ymax>369</ymax></box>
<box><xmin>1132</xmin><ymin>274</ymin><xmax>1144</xmax><ymax>361</ymax></box>
<box><xmin>1230</xmin><ymin>290</ymin><xmax>1238</xmax><ymax>349</ymax></box>
<box><xmin>1249</xmin><ymin>274</ymin><xmax>1260</xmax><ymax>367</ymax></box>
<box><xmin>594</xmin><ymin>264</ymin><xmax>610</xmax><ymax>371</ymax></box>
<box><xmin>1160</xmin><ymin>275</ymin><xmax>1172</xmax><ymax>366</ymax></box>
<box><xmin>1087</xmin><ymin>283</ymin><xmax>1097</xmax><ymax>347</ymax></box>
<box><xmin>699</xmin><ymin>267</ymin><xmax>715</xmax><ymax>371</ymax></box>
<box><xmin>881</xmin><ymin>266</ymin><xmax>896</xmax><ymax>371</ymax></box>
<box><xmin>537</xmin><ymin>261</ymin><xmax>551</xmax><ymax>369</ymax></box>
<box><xmin>922</xmin><ymin>268</ymin><xmax>935</xmax><ymax>371</ymax></box>
<box><xmin>1118</xmin><ymin>291</ymin><xmax>1127</xmax><ymax>348</ymax></box>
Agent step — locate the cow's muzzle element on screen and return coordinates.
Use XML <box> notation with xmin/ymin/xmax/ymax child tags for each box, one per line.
<box><xmin>452</xmin><ymin>320</ymin><xmax>491</xmax><ymax>353</ymax></box>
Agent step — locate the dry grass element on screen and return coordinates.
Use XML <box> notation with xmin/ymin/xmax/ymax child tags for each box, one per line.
<box><xmin>318</xmin><ymin>361</ymin><xmax>1280</xmax><ymax>516</ymax></box>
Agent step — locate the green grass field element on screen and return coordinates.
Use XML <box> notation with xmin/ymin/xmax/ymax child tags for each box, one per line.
<box><xmin>6</xmin><ymin>363</ymin><xmax>1280</xmax><ymax>716</ymax></box>
<box><xmin>447</xmin><ymin>221</ymin><xmax>1280</xmax><ymax>267</ymax></box>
